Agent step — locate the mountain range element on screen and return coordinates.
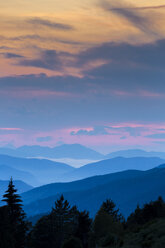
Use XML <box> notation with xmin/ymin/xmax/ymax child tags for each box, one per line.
<box><xmin>0</xmin><ymin>154</ymin><xmax>164</xmax><ymax>186</ymax></box>
<box><xmin>0</xmin><ymin>144</ymin><xmax>103</xmax><ymax>160</ymax></box>
<box><xmin>0</xmin><ymin>155</ymin><xmax>75</xmax><ymax>186</ymax></box>
<box><xmin>0</xmin><ymin>148</ymin><xmax>165</xmax><ymax>220</ymax></box>
<box><xmin>0</xmin><ymin>164</ymin><xmax>36</xmax><ymax>185</ymax></box>
<box><xmin>60</xmin><ymin>156</ymin><xmax>165</xmax><ymax>181</ymax></box>
<box><xmin>1</xmin><ymin>145</ymin><xmax>165</xmax><ymax>161</ymax></box>
<box><xmin>22</xmin><ymin>167</ymin><xmax>165</xmax><ymax>218</ymax></box>
<box><xmin>106</xmin><ymin>149</ymin><xmax>165</xmax><ymax>159</ymax></box>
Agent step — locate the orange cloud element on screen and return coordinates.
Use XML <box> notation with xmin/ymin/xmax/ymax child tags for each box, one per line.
<box><xmin>0</xmin><ymin>0</ymin><xmax>165</xmax><ymax>76</ymax></box>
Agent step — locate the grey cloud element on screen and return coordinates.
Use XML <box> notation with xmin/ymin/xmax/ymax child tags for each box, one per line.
<box><xmin>18</xmin><ymin>35</ymin><xmax>42</xmax><ymax>41</ymax></box>
<box><xmin>3</xmin><ymin>39</ymin><xmax>165</xmax><ymax>95</ymax></box>
<box><xmin>0</xmin><ymin>35</ymin><xmax>41</xmax><ymax>42</ymax></box>
<box><xmin>104</xmin><ymin>126</ymin><xmax>147</xmax><ymax>139</ymax></box>
<box><xmin>0</xmin><ymin>72</ymin><xmax>164</xmax><ymax>133</ymax></box>
<box><xmin>76</xmin><ymin>39</ymin><xmax>165</xmax><ymax>86</ymax></box>
<box><xmin>1</xmin><ymin>39</ymin><xmax>165</xmax><ymax>133</ymax></box>
<box><xmin>154</xmin><ymin>141</ymin><xmax>165</xmax><ymax>145</ymax></box>
<box><xmin>146</xmin><ymin>133</ymin><xmax>165</xmax><ymax>139</ymax></box>
<box><xmin>123</xmin><ymin>127</ymin><xmax>147</xmax><ymax>137</ymax></box>
<box><xmin>0</xmin><ymin>34</ymin><xmax>82</xmax><ymax>47</ymax></box>
<box><xmin>1</xmin><ymin>53</ymin><xmax>24</xmax><ymax>58</ymax></box>
<box><xmin>36</xmin><ymin>136</ymin><xmax>52</xmax><ymax>142</ymax></box>
<box><xmin>79</xmin><ymin>39</ymin><xmax>165</xmax><ymax>68</ymax></box>
<box><xmin>137</xmin><ymin>5</ymin><xmax>165</xmax><ymax>10</ymax></box>
<box><xmin>17</xmin><ymin>47</ymin><xmax>74</xmax><ymax>70</ymax></box>
<box><xmin>27</xmin><ymin>18</ymin><xmax>74</xmax><ymax>31</ymax></box>
<box><xmin>0</xmin><ymin>46</ymin><xmax>12</xmax><ymax>50</ymax></box>
<box><xmin>120</xmin><ymin>136</ymin><xmax>127</xmax><ymax>140</ymax></box>
<box><xmin>19</xmin><ymin>49</ymin><xmax>62</xmax><ymax>70</ymax></box>
<box><xmin>100</xmin><ymin>0</ymin><xmax>159</xmax><ymax>36</ymax></box>
<box><xmin>107</xmin><ymin>126</ymin><xmax>147</xmax><ymax>137</ymax></box>
<box><xmin>70</xmin><ymin>126</ymin><xmax>146</xmax><ymax>137</ymax></box>
<box><xmin>71</xmin><ymin>126</ymin><xmax>112</xmax><ymax>136</ymax></box>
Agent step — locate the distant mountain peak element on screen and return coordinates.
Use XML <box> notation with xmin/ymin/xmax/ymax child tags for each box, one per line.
<box><xmin>106</xmin><ymin>149</ymin><xmax>165</xmax><ymax>160</ymax></box>
<box><xmin>0</xmin><ymin>144</ymin><xmax>104</xmax><ymax>160</ymax></box>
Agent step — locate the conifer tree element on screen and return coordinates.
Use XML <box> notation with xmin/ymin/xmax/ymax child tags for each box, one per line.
<box><xmin>52</xmin><ymin>195</ymin><xmax>71</xmax><ymax>247</ymax></box>
<box><xmin>29</xmin><ymin>196</ymin><xmax>91</xmax><ymax>248</ymax></box>
<box><xmin>2</xmin><ymin>178</ymin><xmax>29</xmax><ymax>248</ymax></box>
<box><xmin>100</xmin><ymin>199</ymin><xmax>123</xmax><ymax>222</ymax></box>
<box><xmin>0</xmin><ymin>206</ymin><xmax>13</xmax><ymax>248</ymax></box>
<box><xmin>3</xmin><ymin>178</ymin><xmax>24</xmax><ymax>222</ymax></box>
<box><xmin>75</xmin><ymin>210</ymin><xmax>92</xmax><ymax>248</ymax></box>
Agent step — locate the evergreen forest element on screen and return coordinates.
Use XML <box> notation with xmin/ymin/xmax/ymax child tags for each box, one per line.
<box><xmin>1</xmin><ymin>178</ymin><xmax>165</xmax><ymax>248</ymax></box>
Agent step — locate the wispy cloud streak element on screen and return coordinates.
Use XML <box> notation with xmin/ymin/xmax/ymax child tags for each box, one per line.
<box><xmin>100</xmin><ymin>0</ymin><xmax>160</xmax><ymax>37</ymax></box>
<box><xmin>27</xmin><ymin>18</ymin><xmax>74</xmax><ymax>31</ymax></box>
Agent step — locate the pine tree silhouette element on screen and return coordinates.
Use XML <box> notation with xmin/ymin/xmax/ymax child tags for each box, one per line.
<box><xmin>100</xmin><ymin>199</ymin><xmax>123</xmax><ymax>222</ymax></box>
<box><xmin>3</xmin><ymin>177</ymin><xmax>24</xmax><ymax>223</ymax></box>
<box><xmin>2</xmin><ymin>178</ymin><xmax>29</xmax><ymax>248</ymax></box>
<box><xmin>52</xmin><ymin>195</ymin><xmax>71</xmax><ymax>247</ymax></box>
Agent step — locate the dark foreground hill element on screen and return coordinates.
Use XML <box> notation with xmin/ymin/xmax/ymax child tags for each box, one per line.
<box><xmin>22</xmin><ymin>167</ymin><xmax>165</xmax><ymax>217</ymax></box>
<box><xmin>22</xmin><ymin>169</ymin><xmax>144</xmax><ymax>205</ymax></box>
<box><xmin>158</xmin><ymin>163</ymin><xmax>165</xmax><ymax>168</ymax></box>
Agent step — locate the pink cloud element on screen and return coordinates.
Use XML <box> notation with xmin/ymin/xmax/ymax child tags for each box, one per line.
<box><xmin>0</xmin><ymin>89</ymin><xmax>77</xmax><ymax>99</ymax></box>
<box><xmin>1</xmin><ymin>122</ymin><xmax>165</xmax><ymax>153</ymax></box>
<box><xmin>100</xmin><ymin>89</ymin><xmax>165</xmax><ymax>98</ymax></box>
<box><xmin>139</xmin><ymin>90</ymin><xmax>165</xmax><ymax>98</ymax></box>
<box><xmin>0</xmin><ymin>127</ymin><xmax>23</xmax><ymax>131</ymax></box>
<box><xmin>112</xmin><ymin>90</ymin><xmax>134</xmax><ymax>97</ymax></box>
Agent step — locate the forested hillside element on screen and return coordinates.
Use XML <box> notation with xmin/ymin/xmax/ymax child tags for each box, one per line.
<box><xmin>22</xmin><ymin>168</ymin><xmax>165</xmax><ymax>217</ymax></box>
<box><xmin>1</xmin><ymin>179</ymin><xmax>165</xmax><ymax>248</ymax></box>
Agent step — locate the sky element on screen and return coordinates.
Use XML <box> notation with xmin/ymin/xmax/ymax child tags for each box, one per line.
<box><xmin>1</xmin><ymin>0</ymin><xmax>165</xmax><ymax>153</ymax></box>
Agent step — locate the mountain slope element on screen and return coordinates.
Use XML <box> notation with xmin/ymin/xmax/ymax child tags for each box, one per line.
<box><xmin>106</xmin><ymin>149</ymin><xmax>165</xmax><ymax>159</ymax></box>
<box><xmin>0</xmin><ymin>179</ymin><xmax>33</xmax><ymax>200</ymax></box>
<box><xmin>62</xmin><ymin>157</ymin><xmax>165</xmax><ymax>181</ymax></box>
<box><xmin>158</xmin><ymin>163</ymin><xmax>165</xmax><ymax>168</ymax></box>
<box><xmin>47</xmin><ymin>144</ymin><xmax>103</xmax><ymax>159</ymax></box>
<box><xmin>0</xmin><ymin>164</ymin><xmax>37</xmax><ymax>186</ymax></box>
<box><xmin>0</xmin><ymin>154</ymin><xmax>75</xmax><ymax>185</ymax></box>
<box><xmin>22</xmin><ymin>169</ymin><xmax>144</xmax><ymax>205</ymax></box>
<box><xmin>22</xmin><ymin>168</ymin><xmax>165</xmax><ymax>217</ymax></box>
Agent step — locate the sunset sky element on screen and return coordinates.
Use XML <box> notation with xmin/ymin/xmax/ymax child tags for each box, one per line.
<box><xmin>1</xmin><ymin>0</ymin><xmax>165</xmax><ymax>153</ymax></box>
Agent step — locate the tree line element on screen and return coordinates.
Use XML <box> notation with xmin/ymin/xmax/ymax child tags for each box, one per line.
<box><xmin>0</xmin><ymin>178</ymin><xmax>165</xmax><ymax>248</ymax></box>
